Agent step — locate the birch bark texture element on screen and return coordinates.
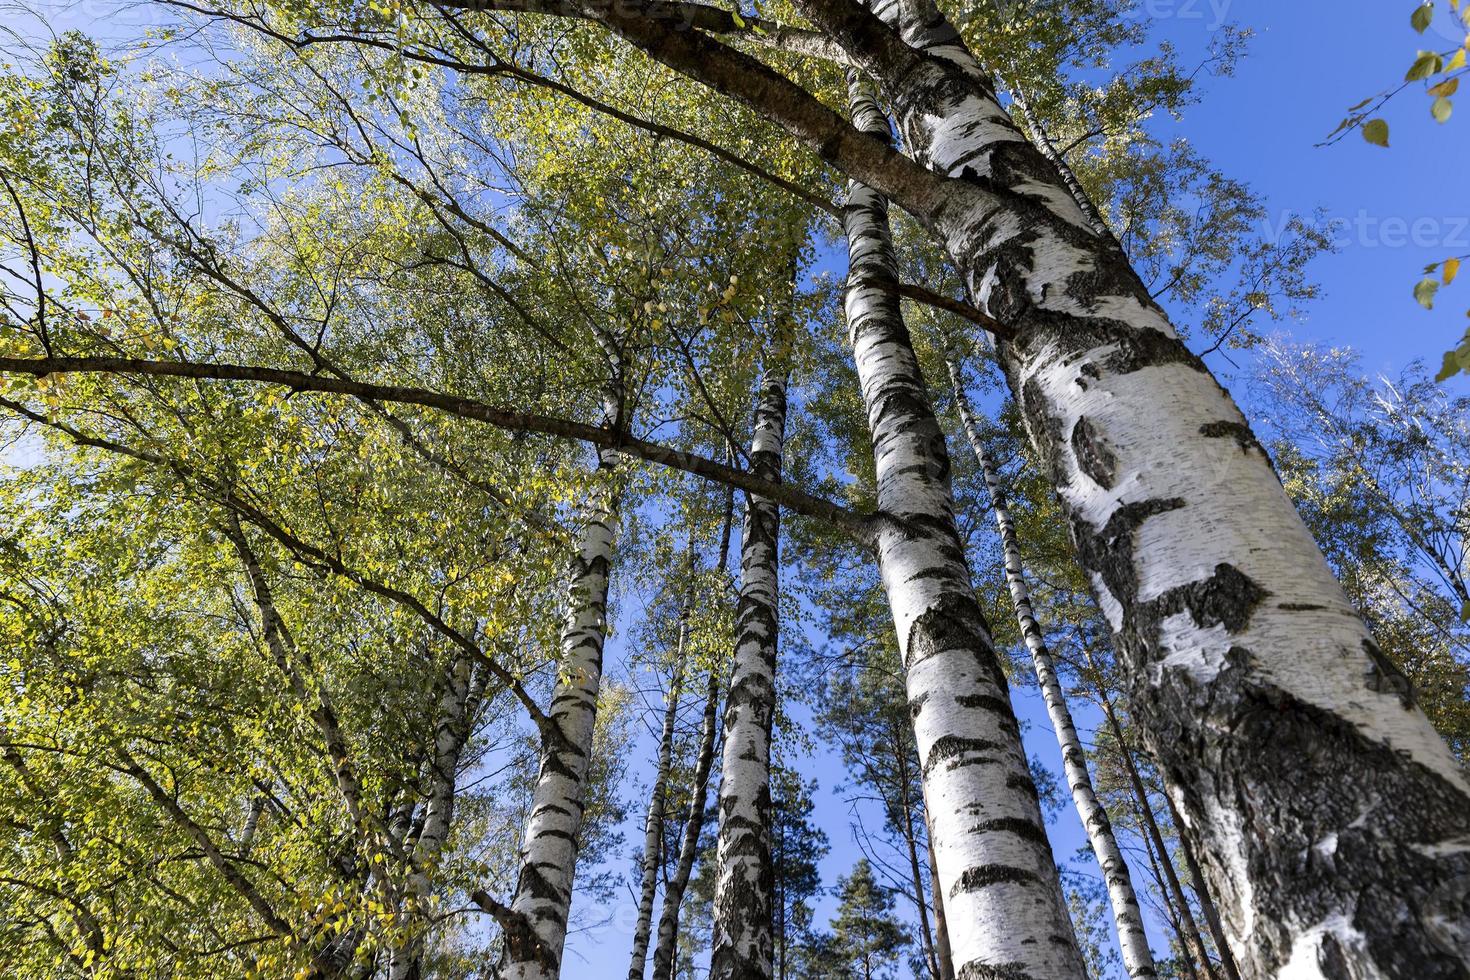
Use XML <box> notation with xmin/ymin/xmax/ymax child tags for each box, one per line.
<box><xmin>945</xmin><ymin>354</ymin><xmax>1156</xmax><ymax>979</ymax></box>
<box><xmin>499</xmin><ymin>331</ymin><xmax>624</xmax><ymax>980</ymax></box>
<box><xmin>709</xmin><ymin>361</ymin><xmax>788</xmax><ymax>980</ymax></box>
<box><xmin>841</xmin><ymin>74</ymin><xmax>1086</xmax><ymax>980</ymax></box>
<box><xmin>828</xmin><ymin>2</ymin><xmax>1470</xmax><ymax>972</ymax></box>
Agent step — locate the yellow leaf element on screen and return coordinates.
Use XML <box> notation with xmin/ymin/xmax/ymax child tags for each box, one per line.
<box><xmin>1446</xmin><ymin>258</ymin><xmax>1462</xmax><ymax>285</ymax></box>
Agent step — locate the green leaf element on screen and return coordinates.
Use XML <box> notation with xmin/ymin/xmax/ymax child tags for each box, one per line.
<box><xmin>1416</xmin><ymin>278</ymin><xmax>1441</xmax><ymax>309</ymax></box>
<box><xmin>1362</xmin><ymin>118</ymin><xmax>1391</xmax><ymax>146</ymax></box>
<box><xmin>1412</xmin><ymin>2</ymin><xmax>1435</xmax><ymax>33</ymax></box>
<box><xmin>1461</xmin><ymin>602</ymin><xmax>1470</xmax><ymax>623</ymax></box>
<box><xmin>1407</xmin><ymin>51</ymin><xmax>1445</xmax><ymax>81</ymax></box>
<box><xmin>1432</xmin><ymin>95</ymin><xmax>1455</xmax><ymax>122</ymax></box>
<box><xmin>730</xmin><ymin>10</ymin><xmax>746</xmax><ymax>27</ymax></box>
<box><xmin>1437</xmin><ymin>350</ymin><xmax>1460</xmax><ymax>381</ymax></box>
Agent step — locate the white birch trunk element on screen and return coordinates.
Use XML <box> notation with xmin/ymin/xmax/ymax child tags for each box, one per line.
<box><xmin>709</xmin><ymin>362</ymin><xmax>787</xmax><ymax>980</ymax></box>
<box><xmin>390</xmin><ymin>654</ymin><xmax>482</xmax><ymax>979</ymax></box>
<box><xmin>627</xmin><ymin>608</ymin><xmax>689</xmax><ymax>980</ymax></box>
<box><xmin>946</xmin><ymin>355</ymin><xmax>1156</xmax><ymax>978</ymax></box>
<box><xmin>499</xmin><ymin>332</ymin><xmax>623</xmax><ymax>980</ymax></box>
<box><xmin>842</xmin><ymin>75</ymin><xmax>1086</xmax><ymax>980</ymax></box>
<box><xmin>831</xmin><ymin>3</ymin><xmax>1470</xmax><ymax>971</ymax></box>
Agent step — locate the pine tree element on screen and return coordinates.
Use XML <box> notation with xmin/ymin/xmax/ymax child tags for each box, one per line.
<box><xmin>826</xmin><ymin>859</ymin><xmax>911</xmax><ymax>980</ymax></box>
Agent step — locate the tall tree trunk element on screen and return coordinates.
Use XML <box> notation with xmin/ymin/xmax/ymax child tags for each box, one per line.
<box><xmin>391</xmin><ymin>654</ymin><xmax>484</xmax><ymax>980</ymax></box>
<box><xmin>709</xmin><ymin>361</ymin><xmax>788</xmax><ymax>980</ymax></box>
<box><xmin>1165</xmin><ymin>795</ymin><xmax>1241</xmax><ymax>980</ymax></box>
<box><xmin>902</xmin><ymin>828</ymin><xmax>941</xmax><ymax>980</ymax></box>
<box><xmin>924</xmin><ymin>836</ymin><xmax>955</xmax><ymax>980</ymax></box>
<box><xmin>628</xmin><ymin>598</ymin><xmax>692</xmax><ymax>980</ymax></box>
<box><xmin>650</xmin><ymin>478</ymin><xmax>737</xmax><ymax>980</ymax></box>
<box><xmin>499</xmin><ymin>331</ymin><xmax>623</xmax><ymax>980</ymax></box>
<box><xmin>945</xmin><ymin>354</ymin><xmax>1156</xmax><ymax>979</ymax></box>
<box><xmin>1095</xmin><ymin>681</ymin><xmax>1219</xmax><ymax>980</ymax></box>
<box><xmin>840</xmin><ymin>73</ymin><xmax>1086</xmax><ymax>980</ymax></box>
<box><xmin>1133</xmin><ymin>797</ymin><xmax>1203</xmax><ymax>980</ymax></box>
<box><xmin>807</xmin><ymin>2</ymin><xmax>1470</xmax><ymax>971</ymax></box>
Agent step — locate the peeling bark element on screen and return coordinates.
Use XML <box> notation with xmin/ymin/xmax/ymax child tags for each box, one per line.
<box><xmin>841</xmin><ymin>74</ymin><xmax>1086</xmax><ymax>980</ymax></box>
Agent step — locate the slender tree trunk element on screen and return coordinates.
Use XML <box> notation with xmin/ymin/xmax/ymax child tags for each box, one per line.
<box><xmin>628</xmin><ymin>599</ymin><xmax>691</xmax><ymax>980</ymax></box>
<box><xmin>1133</xmin><ymin>800</ymin><xmax>1203</xmax><ymax>980</ymax></box>
<box><xmin>903</xmin><ymin>829</ymin><xmax>941</xmax><ymax>980</ymax></box>
<box><xmin>841</xmin><ymin>74</ymin><xmax>1086</xmax><ymax>980</ymax></box>
<box><xmin>925</xmin><ymin>836</ymin><xmax>955</xmax><ymax>980</ymax></box>
<box><xmin>709</xmin><ymin>361</ymin><xmax>787</xmax><ymax>980</ymax></box>
<box><xmin>650</xmin><ymin>478</ymin><xmax>737</xmax><ymax>980</ymax></box>
<box><xmin>809</xmin><ymin>2</ymin><xmax>1470</xmax><ymax>971</ymax></box>
<box><xmin>945</xmin><ymin>354</ymin><xmax>1156</xmax><ymax>979</ymax></box>
<box><xmin>1164</xmin><ymin>795</ymin><xmax>1240</xmax><ymax>980</ymax></box>
<box><xmin>1097</xmin><ymin>687</ymin><xmax>1219</xmax><ymax>980</ymax></box>
<box><xmin>884</xmin><ymin>705</ymin><xmax>940</xmax><ymax>980</ymax></box>
<box><xmin>500</xmin><ymin>331</ymin><xmax>623</xmax><ymax>980</ymax></box>
<box><xmin>391</xmin><ymin>654</ymin><xmax>484</xmax><ymax>980</ymax></box>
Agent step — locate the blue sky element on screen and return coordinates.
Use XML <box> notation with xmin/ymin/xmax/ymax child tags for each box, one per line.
<box><xmin>567</xmin><ymin>3</ymin><xmax>1470</xmax><ymax>977</ymax></box>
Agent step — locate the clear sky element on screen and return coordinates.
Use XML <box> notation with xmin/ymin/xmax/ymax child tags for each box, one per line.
<box><xmin>567</xmin><ymin>3</ymin><xmax>1470</xmax><ymax>977</ymax></box>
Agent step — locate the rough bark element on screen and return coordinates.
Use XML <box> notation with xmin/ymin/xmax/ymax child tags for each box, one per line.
<box><xmin>841</xmin><ymin>74</ymin><xmax>1086</xmax><ymax>980</ymax></box>
<box><xmin>499</xmin><ymin>332</ymin><xmax>623</xmax><ymax>980</ymax></box>
<box><xmin>709</xmin><ymin>361</ymin><xmax>787</xmax><ymax>980</ymax></box>
<box><xmin>627</xmin><ymin>597</ymin><xmax>691</xmax><ymax>980</ymax></box>
<box><xmin>945</xmin><ymin>354</ymin><xmax>1156</xmax><ymax>979</ymax></box>
<box><xmin>812</xmin><ymin>3</ymin><xmax>1470</xmax><ymax>972</ymax></box>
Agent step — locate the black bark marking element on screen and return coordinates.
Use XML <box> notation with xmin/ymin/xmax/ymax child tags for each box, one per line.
<box><xmin>1139</xmin><ymin>563</ymin><xmax>1269</xmax><ymax>636</ymax></box>
<box><xmin>1200</xmin><ymin>420</ymin><xmax>1264</xmax><ymax>455</ymax></box>
<box><xmin>923</xmin><ymin>734</ymin><xmax>1007</xmax><ymax>776</ymax></box>
<box><xmin>969</xmin><ymin>817</ymin><xmax>1050</xmax><ymax>846</ymax></box>
<box><xmin>951</xmin><ymin>863</ymin><xmax>1040</xmax><ymax>897</ymax></box>
<box><xmin>956</xmin><ymin>961</ymin><xmax>1035</xmax><ymax>980</ymax></box>
<box><xmin>1070</xmin><ymin>416</ymin><xmax>1118</xmax><ymax>490</ymax></box>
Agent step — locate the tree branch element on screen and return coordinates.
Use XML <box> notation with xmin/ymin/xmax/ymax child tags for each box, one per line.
<box><xmin>0</xmin><ymin>355</ymin><xmax>869</xmax><ymax>536</ymax></box>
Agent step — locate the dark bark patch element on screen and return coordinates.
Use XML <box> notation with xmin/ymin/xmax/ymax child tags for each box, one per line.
<box><xmin>1200</xmin><ymin>419</ymin><xmax>1264</xmax><ymax>455</ymax></box>
<box><xmin>1070</xmin><ymin>416</ymin><xmax>1118</xmax><ymax>490</ymax></box>
<box><xmin>1140</xmin><ymin>562</ymin><xmax>1269</xmax><ymax>636</ymax></box>
<box><xmin>951</xmin><ymin>863</ymin><xmax>1040</xmax><ymax>898</ymax></box>
<box><xmin>923</xmin><ymin>734</ymin><xmax>1007</xmax><ymax>776</ymax></box>
<box><xmin>956</xmin><ymin>961</ymin><xmax>1034</xmax><ymax>980</ymax></box>
<box><xmin>969</xmin><ymin>816</ymin><xmax>1050</xmax><ymax>846</ymax></box>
